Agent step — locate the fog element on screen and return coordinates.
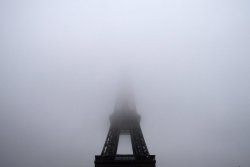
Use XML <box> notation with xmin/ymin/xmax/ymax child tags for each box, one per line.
<box><xmin>0</xmin><ymin>0</ymin><xmax>250</xmax><ymax>167</ymax></box>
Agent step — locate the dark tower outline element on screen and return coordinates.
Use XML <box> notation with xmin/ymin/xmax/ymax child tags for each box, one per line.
<box><xmin>95</xmin><ymin>90</ymin><xmax>156</xmax><ymax>167</ymax></box>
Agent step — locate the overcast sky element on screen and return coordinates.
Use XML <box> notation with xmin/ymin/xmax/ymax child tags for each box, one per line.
<box><xmin>0</xmin><ymin>0</ymin><xmax>250</xmax><ymax>167</ymax></box>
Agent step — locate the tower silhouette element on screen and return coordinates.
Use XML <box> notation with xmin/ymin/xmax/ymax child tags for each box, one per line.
<box><xmin>95</xmin><ymin>91</ymin><xmax>156</xmax><ymax>167</ymax></box>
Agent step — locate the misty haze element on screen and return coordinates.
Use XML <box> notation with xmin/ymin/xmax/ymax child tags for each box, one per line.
<box><xmin>0</xmin><ymin>0</ymin><xmax>250</xmax><ymax>167</ymax></box>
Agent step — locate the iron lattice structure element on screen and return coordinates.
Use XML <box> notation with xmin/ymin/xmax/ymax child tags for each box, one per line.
<box><xmin>95</xmin><ymin>92</ymin><xmax>156</xmax><ymax>167</ymax></box>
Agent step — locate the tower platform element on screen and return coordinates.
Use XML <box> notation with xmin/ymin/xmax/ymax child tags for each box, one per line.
<box><xmin>95</xmin><ymin>154</ymin><xmax>156</xmax><ymax>167</ymax></box>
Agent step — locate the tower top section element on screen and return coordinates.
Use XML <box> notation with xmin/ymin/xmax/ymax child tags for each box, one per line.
<box><xmin>114</xmin><ymin>84</ymin><xmax>136</xmax><ymax>113</ymax></box>
<box><xmin>111</xmin><ymin>85</ymin><xmax>140</xmax><ymax>123</ymax></box>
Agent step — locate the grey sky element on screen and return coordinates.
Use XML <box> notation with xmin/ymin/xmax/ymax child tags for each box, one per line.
<box><xmin>0</xmin><ymin>0</ymin><xmax>250</xmax><ymax>167</ymax></box>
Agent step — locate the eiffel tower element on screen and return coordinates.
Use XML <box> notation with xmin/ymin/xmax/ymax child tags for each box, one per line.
<box><xmin>95</xmin><ymin>91</ymin><xmax>156</xmax><ymax>167</ymax></box>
